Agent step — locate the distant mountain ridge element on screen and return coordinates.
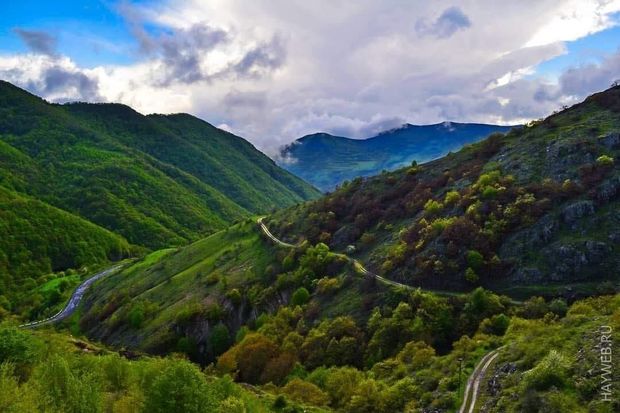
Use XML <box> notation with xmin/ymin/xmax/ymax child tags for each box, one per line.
<box><xmin>279</xmin><ymin>122</ymin><xmax>515</xmax><ymax>191</ymax></box>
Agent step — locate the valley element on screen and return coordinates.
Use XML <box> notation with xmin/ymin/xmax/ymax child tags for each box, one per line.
<box><xmin>0</xmin><ymin>84</ymin><xmax>619</xmax><ymax>413</ymax></box>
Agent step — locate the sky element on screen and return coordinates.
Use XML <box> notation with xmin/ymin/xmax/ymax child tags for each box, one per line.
<box><xmin>1</xmin><ymin>0</ymin><xmax>620</xmax><ymax>155</ymax></box>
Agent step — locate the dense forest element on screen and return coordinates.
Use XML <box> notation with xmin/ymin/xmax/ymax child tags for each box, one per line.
<box><xmin>0</xmin><ymin>80</ymin><xmax>319</xmax><ymax>249</ymax></box>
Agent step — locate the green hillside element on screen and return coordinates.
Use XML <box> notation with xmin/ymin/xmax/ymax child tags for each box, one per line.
<box><xmin>68</xmin><ymin>86</ymin><xmax>620</xmax><ymax>413</ymax></box>
<box><xmin>0</xmin><ymin>185</ymin><xmax>131</xmax><ymax>317</ymax></box>
<box><xmin>77</xmin><ymin>218</ymin><xmax>619</xmax><ymax>412</ymax></box>
<box><xmin>267</xmin><ymin>84</ymin><xmax>620</xmax><ymax>295</ymax></box>
<box><xmin>0</xmin><ymin>81</ymin><xmax>320</xmax><ymax>249</ymax></box>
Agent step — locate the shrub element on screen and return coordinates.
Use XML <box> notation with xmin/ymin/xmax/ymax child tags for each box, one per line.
<box><xmin>206</xmin><ymin>272</ymin><xmax>220</xmax><ymax>286</ymax></box>
<box><xmin>549</xmin><ymin>299</ymin><xmax>568</xmax><ymax>317</ymax></box>
<box><xmin>444</xmin><ymin>190</ymin><xmax>461</xmax><ymax>205</ymax></box>
<box><xmin>316</xmin><ymin>277</ymin><xmax>341</xmax><ymax>295</ymax></box>
<box><xmin>481</xmin><ymin>185</ymin><xmax>499</xmax><ymax>199</ymax></box>
<box><xmin>291</xmin><ymin>287</ymin><xmax>310</xmax><ymax>306</ymax></box>
<box><xmin>481</xmin><ymin>314</ymin><xmax>510</xmax><ymax>335</ymax></box>
<box><xmin>282</xmin><ymin>378</ymin><xmax>330</xmax><ymax>406</ymax></box>
<box><xmin>465</xmin><ymin>267</ymin><xmax>479</xmax><ymax>283</ymax></box>
<box><xmin>596</xmin><ymin>155</ymin><xmax>614</xmax><ymax>167</ymax></box>
<box><xmin>225</xmin><ymin>289</ymin><xmax>242</xmax><ymax>306</ymax></box>
<box><xmin>143</xmin><ymin>360</ymin><xmax>211</xmax><ymax>413</ymax></box>
<box><xmin>523</xmin><ymin>350</ymin><xmax>570</xmax><ymax>391</ymax></box>
<box><xmin>423</xmin><ymin>199</ymin><xmax>443</xmax><ymax>215</ymax></box>
<box><xmin>466</xmin><ymin>250</ymin><xmax>484</xmax><ymax>270</ymax></box>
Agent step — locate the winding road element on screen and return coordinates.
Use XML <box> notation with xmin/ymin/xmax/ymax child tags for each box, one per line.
<box><xmin>257</xmin><ymin>216</ymin><xmax>414</xmax><ymax>290</ymax></box>
<box><xmin>19</xmin><ymin>265</ymin><xmax>123</xmax><ymax>328</ymax></box>
<box><xmin>258</xmin><ymin>216</ymin><xmax>507</xmax><ymax>412</ymax></box>
<box><xmin>458</xmin><ymin>347</ymin><xmax>503</xmax><ymax>413</ymax></box>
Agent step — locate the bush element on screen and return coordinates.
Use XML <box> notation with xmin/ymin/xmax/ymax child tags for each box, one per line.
<box><xmin>596</xmin><ymin>155</ymin><xmax>614</xmax><ymax>167</ymax></box>
<box><xmin>444</xmin><ymin>190</ymin><xmax>461</xmax><ymax>205</ymax></box>
<box><xmin>291</xmin><ymin>287</ymin><xmax>310</xmax><ymax>306</ymax></box>
<box><xmin>465</xmin><ymin>267</ymin><xmax>479</xmax><ymax>283</ymax></box>
<box><xmin>466</xmin><ymin>250</ymin><xmax>484</xmax><ymax>271</ymax></box>
<box><xmin>523</xmin><ymin>350</ymin><xmax>570</xmax><ymax>391</ymax></box>
<box><xmin>206</xmin><ymin>273</ymin><xmax>220</xmax><ymax>286</ymax></box>
<box><xmin>423</xmin><ymin>200</ymin><xmax>443</xmax><ymax>216</ymax></box>
<box><xmin>281</xmin><ymin>378</ymin><xmax>330</xmax><ymax>406</ymax></box>
<box><xmin>143</xmin><ymin>360</ymin><xmax>211</xmax><ymax>413</ymax></box>
<box><xmin>481</xmin><ymin>314</ymin><xmax>510</xmax><ymax>335</ymax></box>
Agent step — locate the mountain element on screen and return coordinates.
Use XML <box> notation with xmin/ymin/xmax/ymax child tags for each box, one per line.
<box><xmin>267</xmin><ymin>84</ymin><xmax>620</xmax><ymax>294</ymax></box>
<box><xmin>0</xmin><ymin>81</ymin><xmax>320</xmax><ymax>250</ymax></box>
<box><xmin>69</xmin><ymin>85</ymin><xmax>620</xmax><ymax>413</ymax></box>
<box><xmin>279</xmin><ymin>122</ymin><xmax>514</xmax><ymax>191</ymax></box>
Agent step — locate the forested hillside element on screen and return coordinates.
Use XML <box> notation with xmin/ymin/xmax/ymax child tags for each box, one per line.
<box><xmin>0</xmin><ymin>185</ymin><xmax>131</xmax><ymax>319</ymax></box>
<box><xmin>0</xmin><ymin>81</ymin><xmax>320</xmax><ymax>249</ymax></box>
<box><xmin>268</xmin><ymin>84</ymin><xmax>620</xmax><ymax>295</ymax></box>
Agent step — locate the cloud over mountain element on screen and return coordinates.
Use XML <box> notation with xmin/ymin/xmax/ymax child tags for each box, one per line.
<box><xmin>1</xmin><ymin>0</ymin><xmax>619</xmax><ymax>153</ymax></box>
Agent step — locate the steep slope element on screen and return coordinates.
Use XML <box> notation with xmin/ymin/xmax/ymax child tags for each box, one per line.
<box><xmin>0</xmin><ymin>185</ymin><xmax>131</xmax><ymax>315</ymax></box>
<box><xmin>280</xmin><ymin>122</ymin><xmax>514</xmax><ymax>191</ymax></box>
<box><xmin>0</xmin><ymin>80</ymin><xmax>320</xmax><ymax>248</ymax></box>
<box><xmin>267</xmin><ymin>85</ymin><xmax>620</xmax><ymax>294</ymax></box>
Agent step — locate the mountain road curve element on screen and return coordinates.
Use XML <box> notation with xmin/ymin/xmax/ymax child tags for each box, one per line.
<box><xmin>459</xmin><ymin>347</ymin><xmax>504</xmax><ymax>413</ymax></box>
<box><xmin>19</xmin><ymin>264</ymin><xmax>123</xmax><ymax>329</ymax></box>
<box><xmin>256</xmin><ymin>217</ymin><xmax>523</xmax><ymax>305</ymax></box>
<box><xmin>257</xmin><ymin>216</ymin><xmax>413</xmax><ymax>290</ymax></box>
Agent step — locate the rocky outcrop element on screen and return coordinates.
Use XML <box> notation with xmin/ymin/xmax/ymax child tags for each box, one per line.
<box><xmin>561</xmin><ymin>200</ymin><xmax>595</xmax><ymax>224</ymax></box>
<box><xmin>596</xmin><ymin>177</ymin><xmax>620</xmax><ymax>203</ymax></box>
<box><xmin>543</xmin><ymin>241</ymin><xmax>611</xmax><ymax>282</ymax></box>
<box><xmin>600</xmin><ymin>132</ymin><xmax>620</xmax><ymax>149</ymax></box>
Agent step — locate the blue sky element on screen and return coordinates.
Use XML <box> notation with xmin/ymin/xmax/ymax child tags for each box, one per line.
<box><xmin>1</xmin><ymin>1</ymin><xmax>620</xmax><ymax>152</ymax></box>
<box><xmin>535</xmin><ymin>17</ymin><xmax>620</xmax><ymax>80</ymax></box>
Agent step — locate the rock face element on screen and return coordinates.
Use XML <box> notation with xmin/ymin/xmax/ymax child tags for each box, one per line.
<box><xmin>502</xmin><ymin>194</ymin><xmax>619</xmax><ymax>284</ymax></box>
<box><xmin>561</xmin><ymin>201</ymin><xmax>595</xmax><ymax>225</ymax></box>
<box><xmin>545</xmin><ymin>241</ymin><xmax>611</xmax><ymax>281</ymax></box>
<box><xmin>597</xmin><ymin>177</ymin><xmax>620</xmax><ymax>202</ymax></box>
<box><xmin>600</xmin><ymin>132</ymin><xmax>620</xmax><ymax>149</ymax></box>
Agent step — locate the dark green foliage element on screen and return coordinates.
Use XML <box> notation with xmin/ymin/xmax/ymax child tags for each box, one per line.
<box><xmin>143</xmin><ymin>360</ymin><xmax>211</xmax><ymax>413</ymax></box>
<box><xmin>0</xmin><ymin>186</ymin><xmax>131</xmax><ymax>313</ymax></box>
<box><xmin>291</xmin><ymin>287</ymin><xmax>310</xmax><ymax>306</ymax></box>
<box><xmin>0</xmin><ymin>80</ymin><xmax>319</xmax><ymax>250</ymax></box>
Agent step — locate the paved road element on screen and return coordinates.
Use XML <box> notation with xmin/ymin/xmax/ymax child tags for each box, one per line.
<box><xmin>19</xmin><ymin>265</ymin><xmax>122</xmax><ymax>328</ymax></box>
<box><xmin>257</xmin><ymin>217</ymin><xmax>413</xmax><ymax>290</ymax></box>
<box><xmin>459</xmin><ymin>348</ymin><xmax>503</xmax><ymax>413</ymax></box>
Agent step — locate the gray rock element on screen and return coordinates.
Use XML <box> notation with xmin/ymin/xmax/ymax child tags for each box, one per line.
<box><xmin>600</xmin><ymin>132</ymin><xmax>620</xmax><ymax>149</ymax></box>
<box><xmin>561</xmin><ymin>200</ymin><xmax>595</xmax><ymax>224</ymax></box>
<box><xmin>597</xmin><ymin>177</ymin><xmax>620</xmax><ymax>203</ymax></box>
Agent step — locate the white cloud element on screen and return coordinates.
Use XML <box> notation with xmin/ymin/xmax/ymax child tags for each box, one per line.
<box><xmin>1</xmin><ymin>0</ymin><xmax>620</xmax><ymax>156</ymax></box>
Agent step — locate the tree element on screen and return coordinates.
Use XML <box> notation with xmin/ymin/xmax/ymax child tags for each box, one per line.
<box><xmin>465</xmin><ymin>267</ymin><xmax>479</xmax><ymax>283</ymax></box>
<box><xmin>480</xmin><ymin>314</ymin><xmax>510</xmax><ymax>335</ymax></box>
<box><xmin>291</xmin><ymin>287</ymin><xmax>310</xmax><ymax>306</ymax></box>
<box><xmin>143</xmin><ymin>360</ymin><xmax>211</xmax><ymax>413</ymax></box>
<box><xmin>210</xmin><ymin>324</ymin><xmax>231</xmax><ymax>357</ymax></box>
<box><xmin>282</xmin><ymin>378</ymin><xmax>330</xmax><ymax>406</ymax></box>
<box><xmin>465</xmin><ymin>250</ymin><xmax>484</xmax><ymax>271</ymax></box>
<box><xmin>235</xmin><ymin>334</ymin><xmax>279</xmax><ymax>384</ymax></box>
